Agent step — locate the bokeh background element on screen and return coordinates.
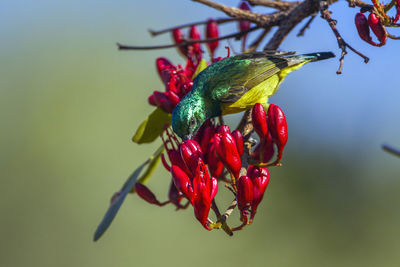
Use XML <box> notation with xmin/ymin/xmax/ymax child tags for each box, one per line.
<box><xmin>1</xmin><ymin>0</ymin><xmax>400</xmax><ymax>266</ymax></box>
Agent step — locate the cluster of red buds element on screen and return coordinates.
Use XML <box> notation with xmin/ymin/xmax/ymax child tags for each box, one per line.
<box><xmin>251</xmin><ymin>103</ymin><xmax>288</xmax><ymax>166</ymax></box>
<box><xmin>355</xmin><ymin>0</ymin><xmax>400</xmax><ymax>47</ymax></box>
<box><xmin>132</xmin><ymin>102</ymin><xmax>288</xmax><ymax>232</ymax></box>
<box><xmin>148</xmin><ymin>57</ymin><xmax>194</xmax><ymax>114</ymax></box>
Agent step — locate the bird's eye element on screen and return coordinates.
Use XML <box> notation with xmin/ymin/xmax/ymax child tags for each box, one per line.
<box><xmin>190</xmin><ymin>118</ymin><xmax>196</xmax><ymax>128</ymax></box>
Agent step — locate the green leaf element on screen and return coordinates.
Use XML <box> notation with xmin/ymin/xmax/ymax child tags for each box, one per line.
<box><xmin>132</xmin><ymin>107</ymin><xmax>171</xmax><ymax>144</ymax></box>
<box><xmin>93</xmin><ymin>145</ymin><xmax>164</xmax><ymax>241</ymax></box>
<box><xmin>192</xmin><ymin>59</ymin><xmax>208</xmax><ymax>80</ymax></box>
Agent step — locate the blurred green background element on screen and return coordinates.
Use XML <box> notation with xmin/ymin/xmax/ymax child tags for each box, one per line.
<box><xmin>1</xmin><ymin>0</ymin><xmax>400</xmax><ymax>266</ymax></box>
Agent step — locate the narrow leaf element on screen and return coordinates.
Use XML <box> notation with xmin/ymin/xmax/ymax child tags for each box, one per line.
<box><xmin>132</xmin><ymin>107</ymin><xmax>171</xmax><ymax>144</ymax></box>
<box><xmin>93</xmin><ymin>145</ymin><xmax>164</xmax><ymax>241</ymax></box>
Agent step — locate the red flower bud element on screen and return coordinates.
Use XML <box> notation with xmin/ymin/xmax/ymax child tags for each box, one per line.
<box><xmin>171</xmin><ymin>165</ymin><xmax>194</xmax><ymax>199</ymax></box>
<box><xmin>395</xmin><ymin>0</ymin><xmax>400</xmax><ymax>23</ymax></box>
<box><xmin>198</xmin><ymin>125</ymin><xmax>216</xmax><ymax>156</ymax></box>
<box><xmin>231</xmin><ymin>130</ymin><xmax>244</xmax><ymax>156</ymax></box>
<box><xmin>156</xmin><ymin>57</ymin><xmax>175</xmax><ymax>84</ymax></box>
<box><xmin>368</xmin><ymin>13</ymin><xmax>387</xmax><ymax>46</ymax></box>
<box><xmin>153</xmin><ymin>91</ymin><xmax>174</xmax><ymax>113</ymax></box>
<box><xmin>267</xmin><ymin>104</ymin><xmax>288</xmax><ymax>164</ymax></box>
<box><xmin>238</xmin><ymin>1</ymin><xmax>251</xmax><ymax>32</ymax></box>
<box><xmin>189</xmin><ymin>26</ymin><xmax>202</xmax><ymax>63</ymax></box>
<box><xmin>237</xmin><ymin>176</ymin><xmax>253</xmax><ymax>212</ymax></box>
<box><xmin>192</xmin><ymin>160</ymin><xmax>218</xmax><ymax>230</ymax></box>
<box><xmin>148</xmin><ymin>94</ymin><xmax>157</xmax><ymax>106</ymax></box>
<box><xmin>205</xmin><ymin>18</ymin><xmax>219</xmax><ymax>58</ymax></box>
<box><xmin>247</xmin><ymin>165</ymin><xmax>270</xmax><ymax>220</ymax></box>
<box><xmin>134</xmin><ymin>183</ymin><xmax>161</xmax><ymax>205</ymax></box>
<box><xmin>206</xmin><ymin>136</ymin><xmax>225</xmax><ymax>178</ymax></box>
<box><xmin>216</xmin><ymin>132</ymin><xmax>241</xmax><ymax>178</ymax></box>
<box><xmin>180</xmin><ymin>140</ymin><xmax>204</xmax><ymax>176</ymax></box>
<box><xmin>172</xmin><ymin>28</ymin><xmax>188</xmax><ymax>57</ymax></box>
<box><xmin>252</xmin><ymin>103</ymin><xmax>268</xmax><ymax>138</ymax></box>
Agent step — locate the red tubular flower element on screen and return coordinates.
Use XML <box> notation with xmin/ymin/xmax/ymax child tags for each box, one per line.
<box><xmin>237</xmin><ymin>176</ymin><xmax>253</xmax><ymax>213</ymax></box>
<box><xmin>231</xmin><ymin>130</ymin><xmax>244</xmax><ymax>156</ymax></box>
<box><xmin>206</xmin><ymin>135</ymin><xmax>225</xmax><ymax>178</ymax></box>
<box><xmin>368</xmin><ymin>13</ymin><xmax>387</xmax><ymax>46</ymax></box>
<box><xmin>355</xmin><ymin>13</ymin><xmax>376</xmax><ymax>46</ymax></box>
<box><xmin>171</xmin><ymin>165</ymin><xmax>194</xmax><ymax>199</ymax></box>
<box><xmin>180</xmin><ymin>139</ymin><xmax>204</xmax><ymax>176</ymax></box>
<box><xmin>252</xmin><ymin>103</ymin><xmax>268</xmax><ymax>138</ymax></box>
<box><xmin>267</xmin><ymin>104</ymin><xmax>288</xmax><ymax>164</ymax></box>
<box><xmin>172</xmin><ymin>28</ymin><xmax>188</xmax><ymax>57</ymax></box>
<box><xmin>189</xmin><ymin>26</ymin><xmax>202</xmax><ymax>63</ymax></box>
<box><xmin>134</xmin><ymin>183</ymin><xmax>161</xmax><ymax>206</ymax></box>
<box><xmin>247</xmin><ymin>165</ymin><xmax>270</xmax><ymax>221</ymax></box>
<box><xmin>192</xmin><ymin>160</ymin><xmax>218</xmax><ymax>230</ymax></box>
<box><xmin>198</xmin><ymin>125</ymin><xmax>216</xmax><ymax>156</ymax></box>
<box><xmin>216</xmin><ymin>132</ymin><xmax>241</xmax><ymax>178</ymax></box>
<box><xmin>205</xmin><ymin>18</ymin><xmax>219</xmax><ymax>59</ymax></box>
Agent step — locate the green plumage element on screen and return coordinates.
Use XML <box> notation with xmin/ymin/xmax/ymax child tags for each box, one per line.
<box><xmin>172</xmin><ymin>51</ymin><xmax>335</xmax><ymax>139</ymax></box>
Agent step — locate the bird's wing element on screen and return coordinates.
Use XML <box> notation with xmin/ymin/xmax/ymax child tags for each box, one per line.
<box><xmin>217</xmin><ymin>56</ymin><xmax>289</xmax><ymax>103</ymax></box>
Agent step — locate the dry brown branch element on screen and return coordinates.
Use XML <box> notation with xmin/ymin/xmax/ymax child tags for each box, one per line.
<box><xmin>192</xmin><ymin>0</ymin><xmax>286</xmax><ymax>26</ymax></box>
<box><xmin>247</xmin><ymin>0</ymin><xmax>301</xmax><ymax>11</ymax></box>
<box><xmin>297</xmin><ymin>15</ymin><xmax>316</xmax><ymax>36</ymax></box>
<box><xmin>319</xmin><ymin>1</ymin><xmax>369</xmax><ymax>74</ymax></box>
<box><xmin>118</xmin><ymin>26</ymin><xmax>260</xmax><ymax>50</ymax></box>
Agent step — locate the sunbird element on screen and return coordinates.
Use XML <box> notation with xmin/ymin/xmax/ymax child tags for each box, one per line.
<box><xmin>172</xmin><ymin>51</ymin><xmax>335</xmax><ymax>139</ymax></box>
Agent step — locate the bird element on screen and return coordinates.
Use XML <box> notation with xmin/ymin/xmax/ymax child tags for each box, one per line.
<box><xmin>172</xmin><ymin>51</ymin><xmax>335</xmax><ymax>140</ymax></box>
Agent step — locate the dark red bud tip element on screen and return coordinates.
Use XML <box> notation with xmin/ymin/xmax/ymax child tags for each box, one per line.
<box><xmin>368</xmin><ymin>13</ymin><xmax>387</xmax><ymax>46</ymax></box>
<box><xmin>134</xmin><ymin>183</ymin><xmax>161</xmax><ymax>205</ymax></box>
<box><xmin>231</xmin><ymin>130</ymin><xmax>244</xmax><ymax>156</ymax></box>
<box><xmin>148</xmin><ymin>94</ymin><xmax>157</xmax><ymax>106</ymax></box>
<box><xmin>247</xmin><ymin>165</ymin><xmax>270</xmax><ymax>219</ymax></box>
<box><xmin>252</xmin><ymin>103</ymin><xmax>268</xmax><ymax>138</ymax></box>
<box><xmin>188</xmin><ymin>26</ymin><xmax>202</xmax><ymax>63</ymax></box>
<box><xmin>205</xmin><ymin>18</ymin><xmax>219</xmax><ymax>58</ymax></box>
<box><xmin>237</xmin><ymin>176</ymin><xmax>254</xmax><ymax>211</ymax></box>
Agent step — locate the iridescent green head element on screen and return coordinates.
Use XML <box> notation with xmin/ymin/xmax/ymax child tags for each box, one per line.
<box><xmin>172</xmin><ymin>93</ymin><xmax>208</xmax><ymax>140</ymax></box>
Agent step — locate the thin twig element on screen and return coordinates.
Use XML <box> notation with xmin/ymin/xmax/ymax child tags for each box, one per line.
<box><xmin>248</xmin><ymin>0</ymin><xmax>301</xmax><ymax>11</ymax></box>
<box><xmin>149</xmin><ymin>18</ymin><xmax>238</xmax><ymax>36</ymax></box>
<box><xmin>382</xmin><ymin>144</ymin><xmax>400</xmax><ymax>157</ymax></box>
<box><xmin>211</xmin><ymin>200</ymin><xmax>233</xmax><ymax>236</ymax></box>
<box><xmin>118</xmin><ymin>26</ymin><xmax>260</xmax><ymax>50</ymax></box>
<box><xmin>247</xmin><ymin>27</ymin><xmax>272</xmax><ymax>52</ymax></box>
<box><xmin>192</xmin><ymin>0</ymin><xmax>286</xmax><ymax>26</ymax></box>
<box><xmin>320</xmin><ymin>1</ymin><xmax>369</xmax><ymax>74</ymax></box>
<box><xmin>297</xmin><ymin>15</ymin><xmax>316</xmax><ymax>36</ymax></box>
